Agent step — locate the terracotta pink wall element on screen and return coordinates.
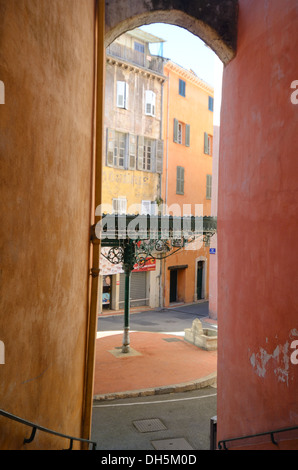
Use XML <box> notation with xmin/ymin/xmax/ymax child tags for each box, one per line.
<box><xmin>0</xmin><ymin>0</ymin><xmax>96</xmax><ymax>449</ymax></box>
<box><xmin>217</xmin><ymin>0</ymin><xmax>298</xmax><ymax>448</ymax></box>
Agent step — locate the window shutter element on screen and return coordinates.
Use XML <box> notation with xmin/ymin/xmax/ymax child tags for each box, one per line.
<box><xmin>206</xmin><ymin>174</ymin><xmax>212</xmax><ymax>199</ymax></box>
<box><xmin>173</xmin><ymin>119</ymin><xmax>178</xmax><ymax>143</ymax></box>
<box><xmin>124</xmin><ymin>82</ymin><xmax>129</xmax><ymax>109</ymax></box>
<box><xmin>204</xmin><ymin>132</ymin><xmax>209</xmax><ymax>154</ymax></box>
<box><xmin>145</xmin><ymin>90</ymin><xmax>150</xmax><ymax>114</ymax></box>
<box><xmin>156</xmin><ymin>139</ymin><xmax>164</xmax><ymax>174</ymax></box>
<box><xmin>106</xmin><ymin>128</ymin><xmax>115</xmax><ymax>166</ymax></box>
<box><xmin>128</xmin><ymin>134</ymin><xmax>136</xmax><ymax>170</ymax></box>
<box><xmin>179</xmin><ymin>79</ymin><xmax>186</xmax><ymax>97</ymax></box>
<box><xmin>176</xmin><ymin>166</ymin><xmax>184</xmax><ymax>195</ymax></box>
<box><xmin>208</xmin><ymin>96</ymin><xmax>214</xmax><ymax>112</ymax></box>
<box><xmin>185</xmin><ymin>124</ymin><xmax>190</xmax><ymax>147</ymax></box>
<box><xmin>181</xmin><ymin>167</ymin><xmax>185</xmax><ymax>194</ymax></box>
<box><xmin>137</xmin><ymin>135</ymin><xmax>144</xmax><ymax>170</ymax></box>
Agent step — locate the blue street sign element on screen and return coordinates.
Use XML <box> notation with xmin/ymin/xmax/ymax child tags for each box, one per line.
<box><xmin>209</xmin><ymin>248</ymin><xmax>216</xmax><ymax>254</ymax></box>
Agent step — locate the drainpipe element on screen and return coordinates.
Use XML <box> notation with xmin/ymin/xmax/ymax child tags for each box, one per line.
<box><xmin>165</xmin><ymin>70</ymin><xmax>170</xmax><ymax>210</ymax></box>
<box><xmin>81</xmin><ymin>0</ymin><xmax>105</xmax><ymax>448</ymax></box>
<box><xmin>163</xmin><ymin>69</ymin><xmax>170</xmax><ymax>308</ymax></box>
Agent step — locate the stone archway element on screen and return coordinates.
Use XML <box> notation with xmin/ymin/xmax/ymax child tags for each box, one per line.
<box><xmin>105</xmin><ymin>0</ymin><xmax>239</xmax><ymax>64</ymax></box>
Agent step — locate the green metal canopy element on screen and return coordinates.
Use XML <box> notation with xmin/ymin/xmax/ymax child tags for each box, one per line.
<box><xmin>91</xmin><ymin>214</ymin><xmax>217</xmax><ymax>353</ymax></box>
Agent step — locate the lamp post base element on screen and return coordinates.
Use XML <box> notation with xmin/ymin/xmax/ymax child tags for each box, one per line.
<box><xmin>122</xmin><ymin>327</ymin><xmax>130</xmax><ymax>353</ymax></box>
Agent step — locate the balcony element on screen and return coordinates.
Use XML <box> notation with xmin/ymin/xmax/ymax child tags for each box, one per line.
<box><xmin>106</xmin><ymin>43</ymin><xmax>164</xmax><ymax>75</ymax></box>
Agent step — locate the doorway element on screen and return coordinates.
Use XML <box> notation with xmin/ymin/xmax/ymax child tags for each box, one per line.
<box><xmin>169</xmin><ymin>269</ymin><xmax>178</xmax><ymax>303</ymax></box>
<box><xmin>197</xmin><ymin>261</ymin><xmax>204</xmax><ymax>300</ymax></box>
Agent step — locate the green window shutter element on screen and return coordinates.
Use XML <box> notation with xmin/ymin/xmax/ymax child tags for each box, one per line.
<box><xmin>204</xmin><ymin>132</ymin><xmax>209</xmax><ymax>154</ymax></box>
<box><xmin>185</xmin><ymin>124</ymin><xmax>190</xmax><ymax>147</ymax></box>
<box><xmin>106</xmin><ymin>128</ymin><xmax>115</xmax><ymax>166</ymax></box>
<box><xmin>206</xmin><ymin>174</ymin><xmax>212</xmax><ymax>199</ymax></box>
<box><xmin>173</xmin><ymin>118</ymin><xmax>178</xmax><ymax>143</ymax></box>
<box><xmin>137</xmin><ymin>135</ymin><xmax>144</xmax><ymax>170</ymax></box>
<box><xmin>176</xmin><ymin>166</ymin><xmax>184</xmax><ymax>195</ymax></box>
<box><xmin>156</xmin><ymin>139</ymin><xmax>164</xmax><ymax>174</ymax></box>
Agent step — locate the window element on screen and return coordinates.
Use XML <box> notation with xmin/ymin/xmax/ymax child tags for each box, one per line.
<box><xmin>179</xmin><ymin>79</ymin><xmax>186</xmax><ymax>97</ymax></box>
<box><xmin>113</xmin><ymin>132</ymin><xmax>126</xmax><ymax>167</ymax></box>
<box><xmin>112</xmin><ymin>197</ymin><xmax>127</xmax><ymax>214</ymax></box>
<box><xmin>174</xmin><ymin>119</ymin><xmax>190</xmax><ymax>146</ymax></box>
<box><xmin>204</xmin><ymin>132</ymin><xmax>212</xmax><ymax>156</ymax></box>
<box><xmin>208</xmin><ymin>96</ymin><xmax>214</xmax><ymax>112</ymax></box>
<box><xmin>107</xmin><ymin>129</ymin><xmax>163</xmax><ymax>174</ymax></box>
<box><xmin>145</xmin><ymin>90</ymin><xmax>156</xmax><ymax>117</ymax></box>
<box><xmin>141</xmin><ymin>200</ymin><xmax>157</xmax><ymax>215</ymax></box>
<box><xmin>206</xmin><ymin>175</ymin><xmax>212</xmax><ymax>199</ymax></box>
<box><xmin>106</xmin><ymin>129</ymin><xmax>126</xmax><ymax>168</ymax></box>
<box><xmin>134</xmin><ymin>42</ymin><xmax>145</xmax><ymax>53</ymax></box>
<box><xmin>176</xmin><ymin>166</ymin><xmax>184</xmax><ymax>195</ymax></box>
<box><xmin>177</xmin><ymin>122</ymin><xmax>183</xmax><ymax>144</ymax></box>
<box><xmin>117</xmin><ymin>81</ymin><xmax>129</xmax><ymax>109</ymax></box>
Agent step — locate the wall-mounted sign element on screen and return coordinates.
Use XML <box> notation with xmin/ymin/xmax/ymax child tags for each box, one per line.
<box><xmin>209</xmin><ymin>248</ymin><xmax>216</xmax><ymax>254</ymax></box>
<box><xmin>133</xmin><ymin>257</ymin><xmax>156</xmax><ymax>272</ymax></box>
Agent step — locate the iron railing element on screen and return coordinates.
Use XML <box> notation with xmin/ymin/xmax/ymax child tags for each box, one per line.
<box><xmin>218</xmin><ymin>425</ymin><xmax>298</xmax><ymax>450</ymax></box>
<box><xmin>0</xmin><ymin>409</ymin><xmax>97</xmax><ymax>450</ymax></box>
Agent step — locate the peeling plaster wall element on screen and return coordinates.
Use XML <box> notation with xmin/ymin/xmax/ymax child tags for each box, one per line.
<box><xmin>217</xmin><ymin>0</ymin><xmax>298</xmax><ymax>448</ymax></box>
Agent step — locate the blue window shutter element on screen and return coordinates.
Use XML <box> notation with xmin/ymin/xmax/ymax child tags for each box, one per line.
<box><xmin>179</xmin><ymin>79</ymin><xmax>186</xmax><ymax>97</ymax></box>
<box><xmin>208</xmin><ymin>96</ymin><xmax>214</xmax><ymax>112</ymax></box>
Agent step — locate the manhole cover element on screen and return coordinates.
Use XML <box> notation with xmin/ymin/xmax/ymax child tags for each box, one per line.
<box><xmin>133</xmin><ymin>418</ymin><xmax>167</xmax><ymax>433</ymax></box>
<box><xmin>162</xmin><ymin>337</ymin><xmax>182</xmax><ymax>342</ymax></box>
<box><xmin>151</xmin><ymin>438</ymin><xmax>194</xmax><ymax>450</ymax></box>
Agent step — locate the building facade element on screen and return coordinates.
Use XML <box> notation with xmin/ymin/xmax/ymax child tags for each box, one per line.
<box><xmin>99</xmin><ymin>29</ymin><xmax>166</xmax><ymax>313</ymax></box>
<box><xmin>161</xmin><ymin>61</ymin><xmax>214</xmax><ymax>307</ymax></box>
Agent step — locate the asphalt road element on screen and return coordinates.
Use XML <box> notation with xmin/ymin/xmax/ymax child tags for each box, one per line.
<box><xmin>97</xmin><ymin>301</ymin><xmax>216</xmax><ymax>335</ymax></box>
<box><xmin>91</xmin><ymin>387</ymin><xmax>217</xmax><ymax>451</ymax></box>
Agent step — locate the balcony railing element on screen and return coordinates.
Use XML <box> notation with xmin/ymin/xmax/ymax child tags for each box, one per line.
<box><xmin>106</xmin><ymin>43</ymin><xmax>164</xmax><ymax>75</ymax></box>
